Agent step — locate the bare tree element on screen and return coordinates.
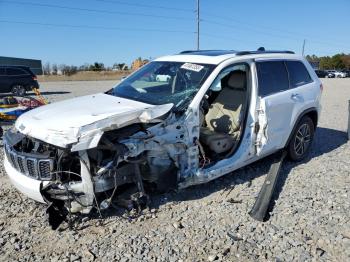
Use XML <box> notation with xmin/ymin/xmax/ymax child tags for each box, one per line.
<box><xmin>43</xmin><ymin>62</ymin><xmax>51</xmax><ymax>75</ymax></box>
<box><xmin>52</xmin><ymin>64</ymin><xmax>58</xmax><ymax>75</ymax></box>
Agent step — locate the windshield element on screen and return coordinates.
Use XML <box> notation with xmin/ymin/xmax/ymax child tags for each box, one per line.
<box><xmin>111</xmin><ymin>61</ymin><xmax>214</xmax><ymax>109</ymax></box>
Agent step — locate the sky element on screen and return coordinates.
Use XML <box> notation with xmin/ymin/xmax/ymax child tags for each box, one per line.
<box><xmin>0</xmin><ymin>0</ymin><xmax>349</xmax><ymax>67</ymax></box>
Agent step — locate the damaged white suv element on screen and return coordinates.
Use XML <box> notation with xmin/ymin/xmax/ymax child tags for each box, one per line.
<box><xmin>4</xmin><ymin>50</ymin><xmax>322</xmax><ymax>224</ymax></box>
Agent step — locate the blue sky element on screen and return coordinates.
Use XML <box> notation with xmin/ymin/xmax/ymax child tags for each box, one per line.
<box><xmin>0</xmin><ymin>0</ymin><xmax>349</xmax><ymax>66</ymax></box>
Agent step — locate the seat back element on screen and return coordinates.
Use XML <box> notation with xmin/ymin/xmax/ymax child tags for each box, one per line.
<box><xmin>205</xmin><ymin>70</ymin><xmax>247</xmax><ymax>135</ymax></box>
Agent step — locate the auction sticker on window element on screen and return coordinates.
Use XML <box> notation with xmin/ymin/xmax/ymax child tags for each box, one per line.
<box><xmin>181</xmin><ymin>62</ymin><xmax>204</xmax><ymax>72</ymax></box>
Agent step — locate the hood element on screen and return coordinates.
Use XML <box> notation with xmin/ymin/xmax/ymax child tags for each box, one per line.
<box><xmin>15</xmin><ymin>93</ymin><xmax>173</xmax><ymax>149</ymax></box>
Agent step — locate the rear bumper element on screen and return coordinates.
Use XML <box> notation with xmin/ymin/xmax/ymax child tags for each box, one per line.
<box><xmin>4</xmin><ymin>153</ymin><xmax>48</xmax><ymax>203</ymax></box>
<box><xmin>28</xmin><ymin>81</ymin><xmax>40</xmax><ymax>90</ymax></box>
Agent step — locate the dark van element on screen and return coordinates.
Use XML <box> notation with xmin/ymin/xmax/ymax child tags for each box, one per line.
<box><xmin>0</xmin><ymin>66</ymin><xmax>39</xmax><ymax>95</ymax></box>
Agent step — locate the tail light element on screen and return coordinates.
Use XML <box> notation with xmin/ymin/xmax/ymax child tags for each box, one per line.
<box><xmin>32</xmin><ymin>76</ymin><xmax>37</xmax><ymax>81</ymax></box>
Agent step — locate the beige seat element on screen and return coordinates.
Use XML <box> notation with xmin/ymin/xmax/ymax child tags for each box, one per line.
<box><xmin>200</xmin><ymin>70</ymin><xmax>247</xmax><ymax>154</ymax></box>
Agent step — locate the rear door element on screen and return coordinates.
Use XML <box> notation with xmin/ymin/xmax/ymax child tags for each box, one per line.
<box><xmin>254</xmin><ymin>60</ymin><xmax>296</xmax><ymax>156</ymax></box>
<box><xmin>284</xmin><ymin>59</ymin><xmax>316</xmax><ymax>127</ymax></box>
<box><xmin>6</xmin><ymin>67</ymin><xmax>31</xmax><ymax>91</ymax></box>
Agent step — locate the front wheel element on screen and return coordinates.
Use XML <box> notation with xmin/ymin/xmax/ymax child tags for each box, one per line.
<box><xmin>12</xmin><ymin>85</ymin><xmax>26</xmax><ymax>96</ymax></box>
<box><xmin>287</xmin><ymin>116</ymin><xmax>315</xmax><ymax>161</ymax></box>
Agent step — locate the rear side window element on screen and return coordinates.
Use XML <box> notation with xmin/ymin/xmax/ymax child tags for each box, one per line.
<box><xmin>6</xmin><ymin>68</ymin><xmax>28</xmax><ymax>76</ymax></box>
<box><xmin>256</xmin><ymin>61</ymin><xmax>289</xmax><ymax>97</ymax></box>
<box><xmin>285</xmin><ymin>61</ymin><xmax>312</xmax><ymax>87</ymax></box>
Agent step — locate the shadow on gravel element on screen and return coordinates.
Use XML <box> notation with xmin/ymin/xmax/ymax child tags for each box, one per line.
<box><xmin>266</xmin><ymin>127</ymin><xmax>348</xmax><ymax>220</ymax></box>
<box><xmin>311</xmin><ymin>127</ymin><xmax>348</xmax><ymax>157</ymax></box>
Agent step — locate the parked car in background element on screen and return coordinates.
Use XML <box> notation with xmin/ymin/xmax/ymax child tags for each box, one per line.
<box><xmin>340</xmin><ymin>70</ymin><xmax>350</xmax><ymax>77</ymax></box>
<box><xmin>315</xmin><ymin>70</ymin><xmax>328</xmax><ymax>78</ymax></box>
<box><xmin>0</xmin><ymin>66</ymin><xmax>39</xmax><ymax>96</ymax></box>
<box><xmin>326</xmin><ymin>70</ymin><xmax>347</xmax><ymax>78</ymax></box>
<box><xmin>156</xmin><ymin>74</ymin><xmax>171</xmax><ymax>82</ymax></box>
<box><xmin>3</xmin><ymin>49</ymin><xmax>322</xmax><ymax>227</ymax></box>
<box><xmin>325</xmin><ymin>71</ymin><xmax>335</xmax><ymax>78</ymax></box>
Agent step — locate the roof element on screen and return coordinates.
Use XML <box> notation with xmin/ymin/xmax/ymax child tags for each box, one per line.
<box><xmin>154</xmin><ymin>49</ymin><xmax>299</xmax><ymax>65</ymax></box>
<box><xmin>0</xmin><ymin>65</ymin><xmax>30</xmax><ymax>68</ymax></box>
<box><xmin>0</xmin><ymin>56</ymin><xmax>42</xmax><ymax>75</ymax></box>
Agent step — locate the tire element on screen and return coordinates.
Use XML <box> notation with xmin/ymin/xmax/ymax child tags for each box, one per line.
<box><xmin>287</xmin><ymin>116</ymin><xmax>315</xmax><ymax>161</ymax></box>
<box><xmin>11</xmin><ymin>84</ymin><xmax>26</xmax><ymax>96</ymax></box>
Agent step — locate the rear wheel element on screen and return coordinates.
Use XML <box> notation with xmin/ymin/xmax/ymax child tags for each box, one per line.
<box><xmin>287</xmin><ymin>116</ymin><xmax>315</xmax><ymax>161</ymax></box>
<box><xmin>12</xmin><ymin>84</ymin><xmax>26</xmax><ymax>96</ymax></box>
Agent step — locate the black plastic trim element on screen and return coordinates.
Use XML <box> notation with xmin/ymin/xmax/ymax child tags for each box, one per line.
<box><xmin>284</xmin><ymin>107</ymin><xmax>318</xmax><ymax>147</ymax></box>
<box><xmin>236</xmin><ymin>50</ymin><xmax>295</xmax><ymax>56</ymax></box>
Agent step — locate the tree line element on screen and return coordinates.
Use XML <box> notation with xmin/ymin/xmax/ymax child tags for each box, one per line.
<box><xmin>42</xmin><ymin>57</ymin><xmax>151</xmax><ymax>76</ymax></box>
<box><xmin>306</xmin><ymin>53</ymin><xmax>350</xmax><ymax>70</ymax></box>
<box><xmin>42</xmin><ymin>62</ymin><xmax>129</xmax><ymax>76</ymax></box>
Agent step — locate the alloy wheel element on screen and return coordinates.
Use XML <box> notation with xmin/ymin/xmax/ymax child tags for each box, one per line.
<box><xmin>294</xmin><ymin>123</ymin><xmax>311</xmax><ymax>156</ymax></box>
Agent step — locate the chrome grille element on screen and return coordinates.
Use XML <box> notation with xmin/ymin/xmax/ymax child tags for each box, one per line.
<box><xmin>17</xmin><ymin>156</ymin><xmax>26</xmax><ymax>174</ymax></box>
<box><xmin>4</xmin><ymin>144</ymin><xmax>54</xmax><ymax>181</ymax></box>
<box><xmin>26</xmin><ymin>158</ymin><xmax>38</xmax><ymax>179</ymax></box>
<box><xmin>38</xmin><ymin>160</ymin><xmax>53</xmax><ymax>180</ymax></box>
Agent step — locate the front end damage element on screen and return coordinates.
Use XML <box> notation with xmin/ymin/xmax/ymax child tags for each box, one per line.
<box><xmin>4</xmin><ymin>98</ymin><xmax>193</xmax><ymax>229</ymax></box>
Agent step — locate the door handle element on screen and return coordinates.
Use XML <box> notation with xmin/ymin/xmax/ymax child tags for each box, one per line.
<box><xmin>291</xmin><ymin>93</ymin><xmax>300</xmax><ymax>100</ymax></box>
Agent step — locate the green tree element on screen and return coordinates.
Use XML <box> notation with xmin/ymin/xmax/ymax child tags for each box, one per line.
<box><xmin>89</xmin><ymin>62</ymin><xmax>105</xmax><ymax>71</ymax></box>
<box><xmin>331</xmin><ymin>54</ymin><xmax>345</xmax><ymax>69</ymax></box>
<box><xmin>341</xmin><ymin>55</ymin><xmax>350</xmax><ymax>69</ymax></box>
<box><xmin>306</xmin><ymin>54</ymin><xmax>319</xmax><ymax>62</ymax></box>
<box><xmin>319</xmin><ymin>56</ymin><xmax>330</xmax><ymax>69</ymax></box>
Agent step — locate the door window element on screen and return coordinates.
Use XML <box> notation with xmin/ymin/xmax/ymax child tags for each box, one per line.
<box><xmin>285</xmin><ymin>61</ymin><xmax>312</xmax><ymax>88</ymax></box>
<box><xmin>6</xmin><ymin>68</ymin><xmax>28</xmax><ymax>76</ymax></box>
<box><xmin>256</xmin><ymin>61</ymin><xmax>289</xmax><ymax>97</ymax></box>
<box><xmin>209</xmin><ymin>64</ymin><xmax>247</xmax><ymax>92</ymax></box>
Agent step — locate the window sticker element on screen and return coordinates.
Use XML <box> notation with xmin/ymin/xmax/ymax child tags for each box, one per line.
<box><xmin>181</xmin><ymin>62</ymin><xmax>204</xmax><ymax>72</ymax></box>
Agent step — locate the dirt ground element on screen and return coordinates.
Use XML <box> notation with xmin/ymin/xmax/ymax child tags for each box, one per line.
<box><xmin>0</xmin><ymin>78</ymin><xmax>349</xmax><ymax>261</ymax></box>
<box><xmin>38</xmin><ymin>71</ymin><xmax>130</xmax><ymax>82</ymax></box>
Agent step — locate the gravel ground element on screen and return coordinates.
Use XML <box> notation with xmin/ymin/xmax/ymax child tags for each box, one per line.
<box><xmin>0</xmin><ymin>79</ymin><xmax>349</xmax><ymax>262</ymax></box>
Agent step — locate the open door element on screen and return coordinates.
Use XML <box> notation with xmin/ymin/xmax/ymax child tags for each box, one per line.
<box><xmin>255</xmin><ymin>97</ymin><xmax>268</xmax><ymax>156</ymax></box>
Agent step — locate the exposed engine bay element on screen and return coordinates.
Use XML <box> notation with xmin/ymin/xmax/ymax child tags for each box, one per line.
<box><xmin>4</xmin><ymin>110</ymin><xmax>191</xmax><ymax>229</ymax></box>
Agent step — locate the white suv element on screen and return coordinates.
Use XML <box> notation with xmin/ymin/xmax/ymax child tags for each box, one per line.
<box><xmin>327</xmin><ymin>70</ymin><xmax>347</xmax><ymax>78</ymax></box>
<box><xmin>4</xmin><ymin>49</ymin><xmax>322</xmax><ymax>222</ymax></box>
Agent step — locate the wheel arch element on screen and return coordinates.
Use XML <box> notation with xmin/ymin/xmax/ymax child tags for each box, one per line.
<box><xmin>284</xmin><ymin>107</ymin><xmax>318</xmax><ymax>148</ymax></box>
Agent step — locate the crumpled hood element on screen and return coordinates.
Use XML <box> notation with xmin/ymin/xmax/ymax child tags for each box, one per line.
<box><xmin>15</xmin><ymin>93</ymin><xmax>173</xmax><ymax>149</ymax></box>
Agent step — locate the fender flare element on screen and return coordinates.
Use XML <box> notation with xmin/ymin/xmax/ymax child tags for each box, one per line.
<box><xmin>284</xmin><ymin>107</ymin><xmax>318</xmax><ymax>148</ymax></box>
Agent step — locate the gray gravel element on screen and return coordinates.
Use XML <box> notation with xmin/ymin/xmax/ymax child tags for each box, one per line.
<box><xmin>0</xmin><ymin>79</ymin><xmax>349</xmax><ymax>261</ymax></box>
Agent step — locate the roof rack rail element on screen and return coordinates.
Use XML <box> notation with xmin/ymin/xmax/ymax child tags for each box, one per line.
<box><xmin>179</xmin><ymin>49</ymin><xmax>228</xmax><ymax>54</ymax></box>
<box><xmin>179</xmin><ymin>50</ymin><xmax>196</xmax><ymax>54</ymax></box>
<box><xmin>236</xmin><ymin>50</ymin><xmax>295</xmax><ymax>56</ymax></box>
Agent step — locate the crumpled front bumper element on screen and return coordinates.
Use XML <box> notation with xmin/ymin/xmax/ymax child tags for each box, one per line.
<box><xmin>4</xmin><ymin>153</ymin><xmax>49</xmax><ymax>203</ymax></box>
